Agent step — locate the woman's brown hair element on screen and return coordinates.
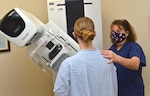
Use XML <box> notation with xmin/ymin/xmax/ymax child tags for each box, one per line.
<box><xmin>110</xmin><ymin>19</ymin><xmax>137</xmax><ymax>43</ymax></box>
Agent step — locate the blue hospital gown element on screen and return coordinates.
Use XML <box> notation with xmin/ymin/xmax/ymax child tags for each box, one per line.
<box><xmin>54</xmin><ymin>49</ymin><xmax>118</xmax><ymax>96</ymax></box>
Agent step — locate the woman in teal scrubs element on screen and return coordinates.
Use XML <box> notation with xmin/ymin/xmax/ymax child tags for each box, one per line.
<box><xmin>101</xmin><ymin>19</ymin><xmax>146</xmax><ymax>96</ymax></box>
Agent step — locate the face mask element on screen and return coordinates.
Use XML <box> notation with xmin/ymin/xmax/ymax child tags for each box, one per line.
<box><xmin>112</xmin><ymin>31</ymin><xmax>126</xmax><ymax>43</ymax></box>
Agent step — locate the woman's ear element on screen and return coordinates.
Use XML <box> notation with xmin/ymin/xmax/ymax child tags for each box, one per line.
<box><xmin>72</xmin><ymin>32</ymin><xmax>77</xmax><ymax>39</ymax></box>
<box><xmin>126</xmin><ymin>31</ymin><xmax>129</xmax><ymax>37</ymax></box>
<box><xmin>94</xmin><ymin>31</ymin><xmax>96</xmax><ymax>36</ymax></box>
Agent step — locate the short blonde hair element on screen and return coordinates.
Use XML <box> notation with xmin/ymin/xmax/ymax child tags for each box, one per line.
<box><xmin>74</xmin><ymin>17</ymin><xmax>95</xmax><ymax>43</ymax></box>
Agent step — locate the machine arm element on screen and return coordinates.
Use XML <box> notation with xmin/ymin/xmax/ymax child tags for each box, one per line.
<box><xmin>0</xmin><ymin>7</ymin><xmax>79</xmax><ymax>72</ymax></box>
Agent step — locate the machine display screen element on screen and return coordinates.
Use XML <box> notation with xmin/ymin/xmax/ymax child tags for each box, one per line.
<box><xmin>0</xmin><ymin>9</ymin><xmax>25</xmax><ymax>37</ymax></box>
<box><xmin>65</xmin><ymin>0</ymin><xmax>84</xmax><ymax>41</ymax></box>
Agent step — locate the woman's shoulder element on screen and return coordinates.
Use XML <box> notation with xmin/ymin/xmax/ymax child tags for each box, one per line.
<box><xmin>62</xmin><ymin>54</ymin><xmax>79</xmax><ymax>64</ymax></box>
<box><xmin>126</xmin><ymin>42</ymin><xmax>142</xmax><ymax>48</ymax></box>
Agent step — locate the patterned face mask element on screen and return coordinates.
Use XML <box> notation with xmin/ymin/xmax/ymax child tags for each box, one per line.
<box><xmin>112</xmin><ymin>31</ymin><xmax>126</xmax><ymax>43</ymax></box>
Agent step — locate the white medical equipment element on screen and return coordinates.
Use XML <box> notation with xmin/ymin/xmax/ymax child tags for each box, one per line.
<box><xmin>47</xmin><ymin>0</ymin><xmax>103</xmax><ymax>49</ymax></box>
<box><xmin>0</xmin><ymin>7</ymin><xmax>79</xmax><ymax>72</ymax></box>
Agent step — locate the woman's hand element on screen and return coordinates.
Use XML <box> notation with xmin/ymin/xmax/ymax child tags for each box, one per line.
<box><xmin>100</xmin><ymin>50</ymin><xmax>119</xmax><ymax>64</ymax></box>
<box><xmin>100</xmin><ymin>50</ymin><xmax>140</xmax><ymax>70</ymax></box>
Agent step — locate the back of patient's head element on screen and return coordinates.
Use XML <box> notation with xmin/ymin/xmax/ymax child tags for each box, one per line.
<box><xmin>74</xmin><ymin>17</ymin><xmax>95</xmax><ymax>43</ymax></box>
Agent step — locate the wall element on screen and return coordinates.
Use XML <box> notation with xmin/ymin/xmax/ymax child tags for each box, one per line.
<box><xmin>0</xmin><ymin>0</ymin><xmax>54</xmax><ymax>96</ymax></box>
<box><xmin>101</xmin><ymin>0</ymin><xmax>150</xmax><ymax>96</ymax></box>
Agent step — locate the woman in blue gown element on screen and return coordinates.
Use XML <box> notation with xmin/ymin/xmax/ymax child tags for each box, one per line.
<box><xmin>54</xmin><ymin>17</ymin><xmax>118</xmax><ymax>96</ymax></box>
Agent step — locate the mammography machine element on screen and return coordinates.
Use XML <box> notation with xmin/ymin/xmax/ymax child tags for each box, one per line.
<box><xmin>47</xmin><ymin>0</ymin><xmax>103</xmax><ymax>49</ymax></box>
<box><xmin>0</xmin><ymin>0</ymin><xmax>102</xmax><ymax>73</ymax></box>
<box><xmin>0</xmin><ymin>7</ymin><xmax>79</xmax><ymax>72</ymax></box>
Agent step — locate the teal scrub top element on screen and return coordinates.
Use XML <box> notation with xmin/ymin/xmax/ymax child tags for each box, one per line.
<box><xmin>110</xmin><ymin>42</ymin><xmax>146</xmax><ymax>96</ymax></box>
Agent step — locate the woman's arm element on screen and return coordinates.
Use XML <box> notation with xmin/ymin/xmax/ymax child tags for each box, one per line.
<box><xmin>101</xmin><ymin>50</ymin><xmax>140</xmax><ymax>70</ymax></box>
